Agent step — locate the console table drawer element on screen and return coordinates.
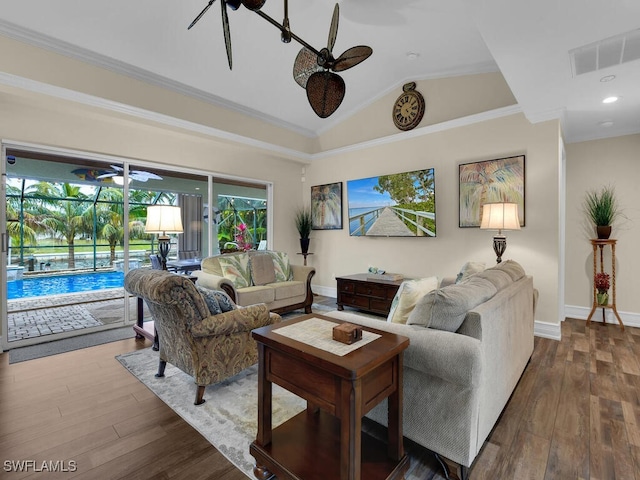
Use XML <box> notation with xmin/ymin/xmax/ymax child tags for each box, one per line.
<box><xmin>355</xmin><ymin>283</ymin><xmax>386</xmax><ymax>299</ymax></box>
<box><xmin>342</xmin><ymin>293</ymin><xmax>370</xmax><ymax>309</ymax></box>
<box><xmin>340</xmin><ymin>281</ymin><xmax>356</xmax><ymax>294</ymax></box>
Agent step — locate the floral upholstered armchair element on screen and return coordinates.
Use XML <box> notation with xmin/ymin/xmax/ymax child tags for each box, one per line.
<box><xmin>124</xmin><ymin>268</ymin><xmax>281</xmax><ymax>405</ymax></box>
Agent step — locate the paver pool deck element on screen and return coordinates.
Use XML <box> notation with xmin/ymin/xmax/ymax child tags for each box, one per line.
<box><xmin>7</xmin><ymin>288</ymin><xmax>142</xmax><ymax>342</ymax></box>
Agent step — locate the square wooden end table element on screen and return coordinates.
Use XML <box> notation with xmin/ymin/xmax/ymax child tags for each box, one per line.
<box><xmin>249</xmin><ymin>313</ymin><xmax>410</xmax><ymax>480</ymax></box>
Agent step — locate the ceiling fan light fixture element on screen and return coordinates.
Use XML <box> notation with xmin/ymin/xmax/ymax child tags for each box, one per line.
<box><xmin>406</xmin><ymin>52</ymin><xmax>420</xmax><ymax>60</ymax></box>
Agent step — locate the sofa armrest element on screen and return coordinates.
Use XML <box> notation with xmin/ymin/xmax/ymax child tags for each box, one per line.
<box><xmin>291</xmin><ymin>264</ymin><xmax>315</xmax><ymax>283</ymax></box>
<box><xmin>191</xmin><ymin>303</ymin><xmax>276</xmax><ymax>337</ymax></box>
<box><xmin>192</xmin><ymin>270</ymin><xmax>237</xmax><ymax>299</ymax></box>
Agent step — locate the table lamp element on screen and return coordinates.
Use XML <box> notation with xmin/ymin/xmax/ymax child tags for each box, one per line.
<box><xmin>480</xmin><ymin>202</ymin><xmax>520</xmax><ymax>263</ymax></box>
<box><xmin>145</xmin><ymin>205</ymin><xmax>184</xmax><ymax>270</ymax></box>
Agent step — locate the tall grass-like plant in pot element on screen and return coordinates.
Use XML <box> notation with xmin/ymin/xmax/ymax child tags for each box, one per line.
<box><xmin>294</xmin><ymin>207</ymin><xmax>313</xmax><ymax>254</ymax></box>
<box><xmin>584</xmin><ymin>185</ymin><xmax>619</xmax><ymax>239</ymax></box>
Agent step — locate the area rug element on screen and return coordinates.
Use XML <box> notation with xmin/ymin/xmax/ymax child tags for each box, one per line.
<box><xmin>116</xmin><ymin>348</ymin><xmax>441</xmax><ymax>479</ymax></box>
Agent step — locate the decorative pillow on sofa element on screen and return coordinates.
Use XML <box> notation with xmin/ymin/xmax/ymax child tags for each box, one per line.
<box><xmin>494</xmin><ymin>259</ymin><xmax>526</xmax><ymax>281</ymax></box>
<box><xmin>197</xmin><ymin>286</ymin><xmax>223</xmax><ymax>315</ymax></box>
<box><xmin>250</xmin><ymin>254</ymin><xmax>277</xmax><ymax>286</ymax></box>
<box><xmin>407</xmin><ymin>276</ymin><xmax>497</xmax><ymax>331</ymax></box>
<box><xmin>474</xmin><ymin>268</ymin><xmax>512</xmax><ymax>291</ymax></box>
<box><xmin>218</xmin><ymin>254</ymin><xmax>251</xmax><ymax>289</ymax></box>
<box><xmin>267</xmin><ymin>251</ymin><xmax>293</xmax><ymax>282</ymax></box>
<box><xmin>387</xmin><ymin>277</ymin><xmax>439</xmax><ymax>324</ymax></box>
<box><xmin>455</xmin><ymin>261</ymin><xmax>486</xmax><ymax>283</ymax></box>
<box><xmin>211</xmin><ymin>289</ymin><xmax>237</xmax><ymax>312</ymax></box>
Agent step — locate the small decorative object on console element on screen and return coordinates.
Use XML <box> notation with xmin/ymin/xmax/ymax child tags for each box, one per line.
<box><xmin>332</xmin><ymin>323</ymin><xmax>362</xmax><ymax>344</ymax></box>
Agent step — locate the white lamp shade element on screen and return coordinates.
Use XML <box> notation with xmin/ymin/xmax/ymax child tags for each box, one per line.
<box><xmin>145</xmin><ymin>205</ymin><xmax>184</xmax><ymax>234</ymax></box>
<box><xmin>480</xmin><ymin>203</ymin><xmax>521</xmax><ymax>231</ymax></box>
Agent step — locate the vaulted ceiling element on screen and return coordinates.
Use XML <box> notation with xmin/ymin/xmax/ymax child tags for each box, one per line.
<box><xmin>0</xmin><ymin>0</ymin><xmax>638</xmax><ymax>143</ymax></box>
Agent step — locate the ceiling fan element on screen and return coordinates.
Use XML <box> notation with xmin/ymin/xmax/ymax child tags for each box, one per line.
<box><xmin>188</xmin><ymin>0</ymin><xmax>266</xmax><ymax>70</ymax></box>
<box><xmin>97</xmin><ymin>165</ymin><xmax>163</xmax><ymax>184</ymax></box>
<box><xmin>187</xmin><ymin>0</ymin><xmax>372</xmax><ymax>118</ymax></box>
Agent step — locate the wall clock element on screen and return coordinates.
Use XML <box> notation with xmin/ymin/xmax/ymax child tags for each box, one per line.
<box><xmin>392</xmin><ymin>82</ymin><xmax>425</xmax><ymax>131</ymax></box>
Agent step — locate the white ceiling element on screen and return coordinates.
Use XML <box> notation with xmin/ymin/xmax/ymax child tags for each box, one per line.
<box><xmin>0</xmin><ymin>0</ymin><xmax>638</xmax><ymax>143</ymax></box>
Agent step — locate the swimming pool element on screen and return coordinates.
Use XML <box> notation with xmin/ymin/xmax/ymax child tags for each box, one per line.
<box><xmin>7</xmin><ymin>271</ymin><xmax>125</xmax><ymax>300</ymax></box>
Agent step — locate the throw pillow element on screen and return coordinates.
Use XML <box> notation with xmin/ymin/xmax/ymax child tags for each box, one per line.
<box><xmin>407</xmin><ymin>277</ymin><xmax>497</xmax><ymax>331</ymax></box>
<box><xmin>387</xmin><ymin>277</ymin><xmax>439</xmax><ymax>324</ymax></box>
<box><xmin>196</xmin><ymin>286</ymin><xmax>222</xmax><ymax>315</ymax></box>
<box><xmin>268</xmin><ymin>251</ymin><xmax>293</xmax><ymax>282</ymax></box>
<box><xmin>250</xmin><ymin>254</ymin><xmax>277</xmax><ymax>286</ymax></box>
<box><xmin>474</xmin><ymin>269</ymin><xmax>512</xmax><ymax>291</ymax></box>
<box><xmin>211</xmin><ymin>289</ymin><xmax>237</xmax><ymax>312</ymax></box>
<box><xmin>494</xmin><ymin>259</ymin><xmax>526</xmax><ymax>281</ymax></box>
<box><xmin>455</xmin><ymin>261</ymin><xmax>486</xmax><ymax>283</ymax></box>
<box><xmin>218</xmin><ymin>254</ymin><xmax>251</xmax><ymax>289</ymax></box>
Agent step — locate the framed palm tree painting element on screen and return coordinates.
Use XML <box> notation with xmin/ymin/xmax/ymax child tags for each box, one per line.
<box><xmin>459</xmin><ymin>155</ymin><xmax>525</xmax><ymax>227</ymax></box>
<box><xmin>311</xmin><ymin>182</ymin><xmax>343</xmax><ymax>230</ymax></box>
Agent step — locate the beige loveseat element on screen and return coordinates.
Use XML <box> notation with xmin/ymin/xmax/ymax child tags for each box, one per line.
<box><xmin>192</xmin><ymin>251</ymin><xmax>315</xmax><ymax>315</ymax></box>
<box><xmin>326</xmin><ymin>260</ymin><xmax>536</xmax><ymax>478</ymax></box>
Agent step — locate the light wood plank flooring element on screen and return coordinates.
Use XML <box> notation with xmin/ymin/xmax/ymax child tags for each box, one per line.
<box><xmin>1</xmin><ymin>314</ymin><xmax>639</xmax><ymax>479</ymax></box>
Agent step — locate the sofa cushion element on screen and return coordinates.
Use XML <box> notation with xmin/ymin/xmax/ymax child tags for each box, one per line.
<box><xmin>196</xmin><ymin>286</ymin><xmax>222</xmax><ymax>315</ymax></box>
<box><xmin>455</xmin><ymin>261</ymin><xmax>486</xmax><ymax>283</ymax></box>
<box><xmin>407</xmin><ymin>277</ymin><xmax>497</xmax><ymax>331</ymax></box>
<box><xmin>218</xmin><ymin>254</ymin><xmax>251</xmax><ymax>289</ymax></box>
<box><xmin>267</xmin><ymin>251</ymin><xmax>293</xmax><ymax>282</ymax></box>
<box><xmin>494</xmin><ymin>259</ymin><xmax>526</xmax><ymax>281</ymax></box>
<box><xmin>250</xmin><ymin>253</ymin><xmax>277</xmax><ymax>286</ymax></box>
<box><xmin>387</xmin><ymin>277</ymin><xmax>439</xmax><ymax>324</ymax></box>
<box><xmin>269</xmin><ymin>281</ymin><xmax>305</xmax><ymax>300</ymax></box>
<box><xmin>236</xmin><ymin>285</ymin><xmax>275</xmax><ymax>305</ymax></box>
<box><xmin>474</xmin><ymin>269</ymin><xmax>512</xmax><ymax>291</ymax></box>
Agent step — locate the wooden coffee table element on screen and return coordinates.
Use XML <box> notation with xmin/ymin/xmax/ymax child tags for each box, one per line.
<box><xmin>250</xmin><ymin>313</ymin><xmax>410</xmax><ymax>480</ymax></box>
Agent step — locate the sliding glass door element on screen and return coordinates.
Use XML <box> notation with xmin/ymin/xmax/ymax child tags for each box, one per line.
<box><xmin>2</xmin><ymin>144</ymin><xmax>271</xmax><ymax>351</ymax></box>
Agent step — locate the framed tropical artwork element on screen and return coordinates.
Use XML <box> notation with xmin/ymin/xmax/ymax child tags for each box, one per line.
<box><xmin>459</xmin><ymin>155</ymin><xmax>525</xmax><ymax>228</ymax></box>
<box><xmin>311</xmin><ymin>182</ymin><xmax>343</xmax><ymax>230</ymax></box>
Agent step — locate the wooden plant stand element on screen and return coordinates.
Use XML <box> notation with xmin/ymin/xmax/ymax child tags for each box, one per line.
<box><xmin>586</xmin><ymin>239</ymin><xmax>624</xmax><ymax>331</ymax></box>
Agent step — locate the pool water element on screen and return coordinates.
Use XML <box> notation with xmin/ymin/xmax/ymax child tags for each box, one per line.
<box><xmin>7</xmin><ymin>271</ymin><xmax>125</xmax><ymax>300</ymax></box>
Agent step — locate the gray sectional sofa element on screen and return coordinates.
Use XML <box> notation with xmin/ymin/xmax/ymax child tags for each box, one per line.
<box><xmin>325</xmin><ymin>260</ymin><xmax>536</xmax><ymax>477</ymax></box>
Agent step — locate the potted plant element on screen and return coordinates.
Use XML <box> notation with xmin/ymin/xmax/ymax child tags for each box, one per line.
<box><xmin>584</xmin><ymin>185</ymin><xmax>619</xmax><ymax>239</ymax></box>
<box><xmin>294</xmin><ymin>207</ymin><xmax>313</xmax><ymax>254</ymax></box>
<box><xmin>594</xmin><ymin>272</ymin><xmax>610</xmax><ymax>306</ymax></box>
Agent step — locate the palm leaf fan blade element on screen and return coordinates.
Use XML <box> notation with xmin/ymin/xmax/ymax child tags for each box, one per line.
<box><xmin>306</xmin><ymin>71</ymin><xmax>345</xmax><ymax>118</ymax></box>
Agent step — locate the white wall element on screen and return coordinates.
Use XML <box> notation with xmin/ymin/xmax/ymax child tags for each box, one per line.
<box><xmin>565</xmin><ymin>134</ymin><xmax>640</xmax><ymax>327</ymax></box>
<box><xmin>306</xmin><ymin>114</ymin><xmax>562</xmax><ymax>330</ymax></box>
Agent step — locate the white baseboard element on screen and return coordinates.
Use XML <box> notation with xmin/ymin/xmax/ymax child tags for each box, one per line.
<box><xmin>312</xmin><ymin>285</ymin><xmax>564</xmax><ymax>340</ymax></box>
<box><xmin>564</xmin><ymin>304</ymin><xmax>640</xmax><ymax>329</ymax></box>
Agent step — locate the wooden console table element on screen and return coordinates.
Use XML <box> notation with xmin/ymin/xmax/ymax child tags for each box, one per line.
<box><xmin>250</xmin><ymin>314</ymin><xmax>410</xmax><ymax>480</ymax></box>
<box><xmin>586</xmin><ymin>239</ymin><xmax>624</xmax><ymax>331</ymax></box>
<box><xmin>336</xmin><ymin>274</ymin><xmax>403</xmax><ymax>316</ymax></box>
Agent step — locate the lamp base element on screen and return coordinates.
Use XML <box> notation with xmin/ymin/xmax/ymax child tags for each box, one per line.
<box><xmin>158</xmin><ymin>236</ymin><xmax>170</xmax><ymax>271</ymax></box>
<box><xmin>493</xmin><ymin>235</ymin><xmax>507</xmax><ymax>264</ymax></box>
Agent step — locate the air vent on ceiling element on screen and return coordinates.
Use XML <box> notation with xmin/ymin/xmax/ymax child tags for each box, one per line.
<box><xmin>570</xmin><ymin>28</ymin><xmax>640</xmax><ymax>77</ymax></box>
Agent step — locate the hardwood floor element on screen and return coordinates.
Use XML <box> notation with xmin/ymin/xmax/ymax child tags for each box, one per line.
<box><xmin>0</xmin><ymin>315</ymin><xmax>638</xmax><ymax>479</ymax></box>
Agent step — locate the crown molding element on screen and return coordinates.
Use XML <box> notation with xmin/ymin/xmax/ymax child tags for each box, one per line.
<box><xmin>0</xmin><ymin>70</ymin><xmax>522</xmax><ymax>163</ymax></box>
<box><xmin>0</xmin><ymin>20</ymin><xmax>317</xmax><ymax>139</ymax></box>
<box><xmin>310</xmin><ymin>105</ymin><xmax>523</xmax><ymax>161</ymax></box>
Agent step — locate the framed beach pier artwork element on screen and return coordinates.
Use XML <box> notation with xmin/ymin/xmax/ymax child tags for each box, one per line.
<box><xmin>346</xmin><ymin>168</ymin><xmax>436</xmax><ymax>237</ymax></box>
<box><xmin>311</xmin><ymin>182</ymin><xmax>343</xmax><ymax>230</ymax></box>
<box><xmin>459</xmin><ymin>155</ymin><xmax>525</xmax><ymax>228</ymax></box>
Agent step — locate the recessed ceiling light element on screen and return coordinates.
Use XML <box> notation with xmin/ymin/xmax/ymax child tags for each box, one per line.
<box><xmin>406</xmin><ymin>52</ymin><xmax>420</xmax><ymax>60</ymax></box>
<box><xmin>600</xmin><ymin>75</ymin><xmax>616</xmax><ymax>82</ymax></box>
<box><xmin>599</xmin><ymin>120</ymin><xmax>614</xmax><ymax>127</ymax></box>
<box><xmin>602</xmin><ymin>96</ymin><xmax>619</xmax><ymax>104</ymax></box>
